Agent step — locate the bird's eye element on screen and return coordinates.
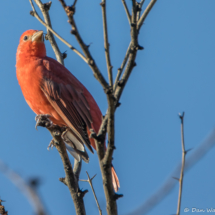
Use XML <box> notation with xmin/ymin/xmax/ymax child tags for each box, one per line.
<box><xmin>23</xmin><ymin>36</ymin><xmax>28</xmax><ymax>41</ymax></box>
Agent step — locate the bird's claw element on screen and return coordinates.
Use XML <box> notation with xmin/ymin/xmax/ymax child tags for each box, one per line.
<box><xmin>35</xmin><ymin>114</ymin><xmax>53</xmax><ymax>130</ymax></box>
<box><xmin>47</xmin><ymin>139</ymin><xmax>55</xmax><ymax>150</ymax></box>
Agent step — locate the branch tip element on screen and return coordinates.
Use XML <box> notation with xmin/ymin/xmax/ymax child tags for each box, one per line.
<box><xmin>72</xmin><ymin>0</ymin><xmax>78</xmax><ymax>9</ymax></box>
<box><xmin>30</xmin><ymin>10</ymin><xmax>35</xmax><ymax>16</ymax></box>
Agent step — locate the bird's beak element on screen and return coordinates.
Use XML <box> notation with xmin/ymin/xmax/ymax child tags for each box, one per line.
<box><xmin>32</xmin><ymin>31</ymin><xmax>44</xmax><ymax>42</ymax></box>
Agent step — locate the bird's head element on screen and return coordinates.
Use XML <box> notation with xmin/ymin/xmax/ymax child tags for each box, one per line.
<box><xmin>16</xmin><ymin>30</ymin><xmax>46</xmax><ymax>61</ymax></box>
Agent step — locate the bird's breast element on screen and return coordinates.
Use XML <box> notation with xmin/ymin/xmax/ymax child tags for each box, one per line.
<box><xmin>16</xmin><ymin>59</ymin><xmax>54</xmax><ymax>115</ymax></box>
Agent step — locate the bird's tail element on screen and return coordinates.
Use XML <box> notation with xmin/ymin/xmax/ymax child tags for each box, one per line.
<box><xmin>112</xmin><ymin>166</ymin><xmax>120</xmax><ymax>192</ymax></box>
<box><xmin>62</xmin><ymin>129</ymin><xmax>89</xmax><ymax>163</ymax></box>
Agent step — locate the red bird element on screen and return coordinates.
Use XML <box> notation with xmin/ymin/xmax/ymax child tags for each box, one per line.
<box><xmin>16</xmin><ymin>29</ymin><xmax>119</xmax><ymax>192</ymax></box>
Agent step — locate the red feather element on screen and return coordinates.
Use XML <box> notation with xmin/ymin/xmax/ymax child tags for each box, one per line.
<box><xmin>16</xmin><ymin>29</ymin><xmax>120</xmax><ymax>191</ymax></box>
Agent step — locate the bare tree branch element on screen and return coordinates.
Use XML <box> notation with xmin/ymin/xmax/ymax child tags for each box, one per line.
<box><xmin>99</xmin><ymin>2</ymin><xmax>117</xmax><ymax>213</ymax></box>
<box><xmin>72</xmin><ymin>0</ymin><xmax>78</xmax><ymax>8</ymax></box>
<box><xmin>80</xmin><ymin>172</ymin><xmax>102</xmax><ymax>215</ymax></box>
<box><xmin>114</xmin><ymin>0</ymin><xmax>139</xmax><ymax>103</ymax></box>
<box><xmin>0</xmin><ymin>161</ymin><xmax>46</xmax><ymax>215</ymax></box>
<box><xmin>101</xmin><ymin>0</ymin><xmax>113</xmax><ymax>87</ymax></box>
<box><xmin>137</xmin><ymin>0</ymin><xmax>146</xmax><ymax>20</ymax></box>
<box><xmin>121</xmin><ymin>0</ymin><xmax>131</xmax><ymax>25</ymax></box>
<box><xmin>125</xmin><ymin>128</ymin><xmax>215</xmax><ymax>215</ymax></box>
<box><xmin>47</xmin><ymin>125</ymin><xmax>87</xmax><ymax>215</ymax></box>
<box><xmin>29</xmin><ymin>0</ymin><xmax>87</xmax><ymax>63</ymax></box>
<box><xmin>35</xmin><ymin>115</ymin><xmax>87</xmax><ymax>215</ymax></box>
<box><xmin>137</xmin><ymin>0</ymin><xmax>157</xmax><ymax>30</ymax></box>
<box><xmin>114</xmin><ymin>0</ymin><xmax>156</xmax><ymax>103</ymax></box>
<box><xmin>103</xmin><ymin>102</ymin><xmax>117</xmax><ymax>215</ymax></box>
<box><xmin>58</xmin><ymin>0</ymin><xmax>109</xmax><ymax>91</ymax></box>
<box><xmin>140</xmin><ymin>0</ymin><xmax>146</xmax><ymax>7</ymax></box>
<box><xmin>92</xmin><ymin>111</ymin><xmax>118</xmax><ymax>215</ymax></box>
<box><xmin>113</xmin><ymin>42</ymin><xmax>131</xmax><ymax>92</ymax></box>
<box><xmin>33</xmin><ymin>0</ymin><xmax>64</xmax><ymax>65</ymax></box>
<box><xmin>176</xmin><ymin>112</ymin><xmax>186</xmax><ymax>215</ymax></box>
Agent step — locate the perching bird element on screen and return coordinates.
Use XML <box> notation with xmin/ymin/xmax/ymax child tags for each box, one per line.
<box><xmin>16</xmin><ymin>29</ymin><xmax>119</xmax><ymax>192</ymax></box>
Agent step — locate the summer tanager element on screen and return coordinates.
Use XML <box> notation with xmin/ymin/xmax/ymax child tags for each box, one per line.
<box><xmin>16</xmin><ymin>29</ymin><xmax>119</xmax><ymax>192</ymax></box>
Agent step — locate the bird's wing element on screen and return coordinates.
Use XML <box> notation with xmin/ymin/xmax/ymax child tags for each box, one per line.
<box><xmin>40</xmin><ymin>59</ymin><xmax>94</xmax><ymax>154</ymax></box>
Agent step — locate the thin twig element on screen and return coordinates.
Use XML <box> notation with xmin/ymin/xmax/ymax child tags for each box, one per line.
<box><xmin>80</xmin><ymin>172</ymin><xmax>102</xmax><ymax>215</ymax></box>
<box><xmin>33</xmin><ymin>0</ymin><xmax>64</xmax><ymax>65</ymax></box>
<box><xmin>114</xmin><ymin>0</ymin><xmax>157</xmax><ymax>102</ymax></box>
<box><xmin>29</xmin><ymin>0</ymin><xmax>87</xmax><ymax>63</ymax></box>
<box><xmin>114</xmin><ymin>0</ymin><xmax>139</xmax><ymax>103</ymax></box>
<box><xmin>113</xmin><ymin>42</ymin><xmax>131</xmax><ymax>91</ymax></box>
<box><xmin>58</xmin><ymin>0</ymin><xmax>109</xmax><ymax>91</ymax></box>
<box><xmin>101</xmin><ymin>0</ymin><xmax>113</xmax><ymax>87</ymax></box>
<box><xmin>137</xmin><ymin>0</ymin><xmax>157</xmax><ymax>30</ymax></box>
<box><xmin>0</xmin><ymin>161</ymin><xmax>46</xmax><ymax>215</ymax></box>
<box><xmin>137</xmin><ymin>0</ymin><xmax>145</xmax><ymax>21</ymax></box>
<box><xmin>121</xmin><ymin>0</ymin><xmax>131</xmax><ymax>25</ymax></box>
<box><xmin>131</xmin><ymin>0</ymin><xmax>138</xmax><ymax>46</ymax></box>
<box><xmin>72</xmin><ymin>0</ymin><xmax>78</xmax><ymax>8</ymax></box>
<box><xmin>140</xmin><ymin>0</ymin><xmax>146</xmax><ymax>7</ymax></box>
<box><xmin>176</xmin><ymin>112</ymin><xmax>186</xmax><ymax>215</ymax></box>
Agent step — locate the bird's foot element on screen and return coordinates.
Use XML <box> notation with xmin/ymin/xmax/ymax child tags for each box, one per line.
<box><xmin>47</xmin><ymin>139</ymin><xmax>55</xmax><ymax>150</ymax></box>
<box><xmin>35</xmin><ymin>114</ymin><xmax>53</xmax><ymax>130</ymax></box>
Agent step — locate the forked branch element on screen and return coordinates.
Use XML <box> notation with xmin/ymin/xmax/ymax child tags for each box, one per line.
<box><xmin>121</xmin><ymin>0</ymin><xmax>131</xmax><ymax>25</ymax></box>
<box><xmin>80</xmin><ymin>172</ymin><xmax>102</xmax><ymax>215</ymax></box>
<box><xmin>33</xmin><ymin>0</ymin><xmax>64</xmax><ymax>65</ymax></box>
<box><xmin>137</xmin><ymin>0</ymin><xmax>157</xmax><ymax>30</ymax></box>
<box><xmin>29</xmin><ymin>0</ymin><xmax>87</xmax><ymax>63</ymax></box>
<box><xmin>58</xmin><ymin>0</ymin><xmax>109</xmax><ymax>91</ymax></box>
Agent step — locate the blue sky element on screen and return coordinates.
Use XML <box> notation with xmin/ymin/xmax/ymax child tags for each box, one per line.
<box><xmin>0</xmin><ymin>0</ymin><xmax>215</xmax><ymax>214</ymax></box>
